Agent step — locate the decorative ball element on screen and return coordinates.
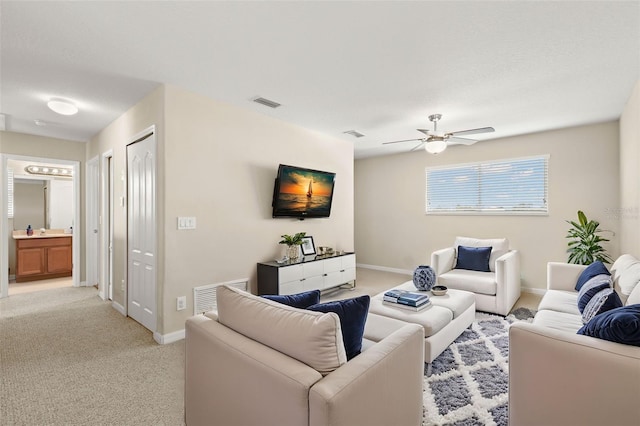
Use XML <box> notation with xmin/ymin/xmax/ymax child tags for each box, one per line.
<box><xmin>413</xmin><ymin>265</ymin><xmax>436</xmax><ymax>291</ymax></box>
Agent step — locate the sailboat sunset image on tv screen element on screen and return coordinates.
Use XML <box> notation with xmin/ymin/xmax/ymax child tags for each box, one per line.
<box><xmin>272</xmin><ymin>164</ymin><xmax>336</xmax><ymax>218</ymax></box>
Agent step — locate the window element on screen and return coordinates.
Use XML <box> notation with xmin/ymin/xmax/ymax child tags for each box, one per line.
<box><xmin>7</xmin><ymin>168</ymin><xmax>13</xmax><ymax>218</ymax></box>
<box><xmin>426</xmin><ymin>155</ymin><xmax>548</xmax><ymax>215</ymax></box>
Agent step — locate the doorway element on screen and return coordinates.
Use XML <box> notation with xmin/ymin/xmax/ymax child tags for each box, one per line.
<box><xmin>1</xmin><ymin>154</ymin><xmax>81</xmax><ymax>299</ymax></box>
<box><xmin>101</xmin><ymin>151</ymin><xmax>114</xmax><ymax>302</ymax></box>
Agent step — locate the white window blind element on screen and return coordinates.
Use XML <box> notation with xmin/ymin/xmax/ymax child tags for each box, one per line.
<box><xmin>426</xmin><ymin>155</ymin><xmax>549</xmax><ymax>215</ymax></box>
<box><xmin>7</xmin><ymin>168</ymin><xmax>14</xmax><ymax>218</ymax></box>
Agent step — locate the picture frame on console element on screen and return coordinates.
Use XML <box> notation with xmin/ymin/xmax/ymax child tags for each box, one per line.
<box><xmin>301</xmin><ymin>236</ymin><xmax>316</xmax><ymax>256</ymax></box>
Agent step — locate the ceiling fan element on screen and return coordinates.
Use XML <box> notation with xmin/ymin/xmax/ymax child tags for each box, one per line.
<box><xmin>383</xmin><ymin>114</ymin><xmax>495</xmax><ymax>154</ymax></box>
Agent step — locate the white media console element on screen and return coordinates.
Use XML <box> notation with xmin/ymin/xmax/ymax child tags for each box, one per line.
<box><xmin>257</xmin><ymin>253</ymin><xmax>356</xmax><ymax>295</ymax></box>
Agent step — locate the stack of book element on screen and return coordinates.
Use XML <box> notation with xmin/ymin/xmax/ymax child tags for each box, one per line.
<box><xmin>382</xmin><ymin>289</ymin><xmax>431</xmax><ymax>311</ymax></box>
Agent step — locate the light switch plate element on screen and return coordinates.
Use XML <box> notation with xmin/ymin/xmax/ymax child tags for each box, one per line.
<box><xmin>177</xmin><ymin>216</ymin><xmax>196</xmax><ymax>230</ymax></box>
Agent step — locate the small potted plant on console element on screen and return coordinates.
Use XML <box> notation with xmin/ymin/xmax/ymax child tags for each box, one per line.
<box><xmin>279</xmin><ymin>232</ymin><xmax>306</xmax><ymax>261</ymax></box>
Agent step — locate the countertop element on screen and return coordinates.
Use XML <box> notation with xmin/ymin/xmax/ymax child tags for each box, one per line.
<box><xmin>12</xmin><ymin>229</ymin><xmax>73</xmax><ymax>240</ymax></box>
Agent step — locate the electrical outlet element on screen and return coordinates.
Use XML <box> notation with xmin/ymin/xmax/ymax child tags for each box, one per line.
<box><xmin>177</xmin><ymin>296</ymin><xmax>187</xmax><ymax>311</ymax></box>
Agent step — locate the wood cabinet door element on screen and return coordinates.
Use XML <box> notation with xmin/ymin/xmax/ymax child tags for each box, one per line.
<box><xmin>47</xmin><ymin>246</ymin><xmax>72</xmax><ymax>273</ymax></box>
<box><xmin>18</xmin><ymin>248</ymin><xmax>45</xmax><ymax>276</ymax></box>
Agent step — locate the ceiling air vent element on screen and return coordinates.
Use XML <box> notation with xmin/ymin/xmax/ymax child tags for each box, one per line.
<box><xmin>343</xmin><ymin>130</ymin><xmax>365</xmax><ymax>138</ymax></box>
<box><xmin>252</xmin><ymin>97</ymin><xmax>281</xmax><ymax>109</ymax></box>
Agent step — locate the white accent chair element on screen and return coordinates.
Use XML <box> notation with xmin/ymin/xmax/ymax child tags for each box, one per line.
<box><xmin>431</xmin><ymin>236</ymin><xmax>521</xmax><ymax>316</ymax></box>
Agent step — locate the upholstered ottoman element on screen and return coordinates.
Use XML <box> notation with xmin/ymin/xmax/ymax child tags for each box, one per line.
<box><xmin>366</xmin><ymin>281</ymin><xmax>475</xmax><ymax>368</ymax></box>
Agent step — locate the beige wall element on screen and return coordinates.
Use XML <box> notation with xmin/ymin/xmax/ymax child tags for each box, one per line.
<box><xmin>161</xmin><ymin>85</ymin><xmax>354</xmax><ymax>334</ymax></box>
<box><xmin>1</xmin><ymin>132</ymin><xmax>86</xmax><ymax>281</ymax></box>
<box><xmin>88</xmin><ymin>84</ymin><xmax>354</xmax><ymax>336</ymax></box>
<box><xmin>87</xmin><ymin>86</ymin><xmax>165</xmax><ymax>311</ymax></box>
<box><xmin>355</xmin><ymin>121</ymin><xmax>620</xmax><ymax>291</ymax></box>
<box><xmin>619</xmin><ymin>79</ymin><xmax>640</xmax><ymax>256</ymax></box>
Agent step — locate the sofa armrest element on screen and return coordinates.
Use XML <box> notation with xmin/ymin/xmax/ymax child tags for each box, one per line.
<box><xmin>494</xmin><ymin>250</ymin><xmax>521</xmax><ymax>316</ymax></box>
<box><xmin>185</xmin><ymin>315</ymin><xmax>322</xmax><ymax>426</ymax></box>
<box><xmin>309</xmin><ymin>323</ymin><xmax>424</xmax><ymax>426</ymax></box>
<box><xmin>547</xmin><ymin>262</ymin><xmax>587</xmax><ymax>291</ymax></box>
<box><xmin>509</xmin><ymin>322</ymin><xmax>640</xmax><ymax>426</ymax></box>
<box><xmin>431</xmin><ymin>247</ymin><xmax>455</xmax><ymax>276</ymax></box>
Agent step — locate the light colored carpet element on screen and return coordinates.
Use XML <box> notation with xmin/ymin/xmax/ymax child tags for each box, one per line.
<box><xmin>0</xmin><ymin>287</ymin><xmax>185</xmax><ymax>425</ymax></box>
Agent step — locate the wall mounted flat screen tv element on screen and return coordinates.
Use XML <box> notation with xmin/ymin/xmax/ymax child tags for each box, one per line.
<box><xmin>272</xmin><ymin>164</ymin><xmax>336</xmax><ymax>219</ymax></box>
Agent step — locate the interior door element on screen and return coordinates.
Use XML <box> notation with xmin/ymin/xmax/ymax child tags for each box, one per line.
<box><xmin>127</xmin><ymin>132</ymin><xmax>157</xmax><ymax>332</ymax></box>
<box><xmin>86</xmin><ymin>157</ymin><xmax>99</xmax><ymax>291</ymax></box>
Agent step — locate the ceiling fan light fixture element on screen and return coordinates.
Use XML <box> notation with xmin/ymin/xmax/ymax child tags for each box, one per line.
<box><xmin>425</xmin><ymin>139</ymin><xmax>447</xmax><ymax>154</ymax></box>
<box><xmin>47</xmin><ymin>98</ymin><xmax>78</xmax><ymax>116</ymax></box>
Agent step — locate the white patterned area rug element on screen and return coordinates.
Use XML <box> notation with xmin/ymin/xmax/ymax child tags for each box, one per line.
<box><xmin>422</xmin><ymin>308</ymin><xmax>535</xmax><ymax>426</ymax></box>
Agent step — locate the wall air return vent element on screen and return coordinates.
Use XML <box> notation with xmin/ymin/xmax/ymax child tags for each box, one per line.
<box><xmin>252</xmin><ymin>97</ymin><xmax>281</xmax><ymax>109</ymax></box>
<box><xmin>193</xmin><ymin>278</ymin><xmax>249</xmax><ymax>315</ymax></box>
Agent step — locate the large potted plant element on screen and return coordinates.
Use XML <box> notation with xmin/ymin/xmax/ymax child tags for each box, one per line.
<box><xmin>279</xmin><ymin>232</ymin><xmax>306</xmax><ymax>260</ymax></box>
<box><xmin>566</xmin><ymin>210</ymin><xmax>612</xmax><ymax>265</ymax></box>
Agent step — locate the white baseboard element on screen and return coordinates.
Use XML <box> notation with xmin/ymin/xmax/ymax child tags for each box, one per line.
<box><xmin>112</xmin><ymin>301</ymin><xmax>126</xmax><ymax>316</ymax></box>
<box><xmin>154</xmin><ymin>329</ymin><xmax>185</xmax><ymax>345</ymax></box>
<box><xmin>356</xmin><ymin>263</ymin><xmax>413</xmax><ymax>276</ymax></box>
<box><xmin>521</xmin><ymin>286</ymin><xmax>547</xmax><ymax>296</ymax></box>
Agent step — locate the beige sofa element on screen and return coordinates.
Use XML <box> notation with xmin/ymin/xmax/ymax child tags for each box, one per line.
<box><xmin>509</xmin><ymin>255</ymin><xmax>640</xmax><ymax>426</ymax></box>
<box><xmin>185</xmin><ymin>285</ymin><xmax>425</xmax><ymax>426</ymax></box>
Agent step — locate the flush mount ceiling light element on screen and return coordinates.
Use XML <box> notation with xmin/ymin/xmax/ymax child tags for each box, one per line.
<box><xmin>47</xmin><ymin>98</ymin><xmax>78</xmax><ymax>116</ymax></box>
<box><xmin>25</xmin><ymin>165</ymin><xmax>73</xmax><ymax>178</ymax></box>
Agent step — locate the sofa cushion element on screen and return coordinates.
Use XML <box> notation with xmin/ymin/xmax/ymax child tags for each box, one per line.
<box><xmin>454</xmin><ymin>236</ymin><xmax>508</xmax><ymax>272</ymax></box>
<box><xmin>455</xmin><ymin>246</ymin><xmax>492</xmax><ymax>272</ymax></box>
<box><xmin>582</xmin><ymin>288</ymin><xmax>623</xmax><ymax>324</ymax></box>
<box><xmin>537</xmin><ymin>290</ymin><xmax>581</xmax><ymax>315</ymax></box>
<box><xmin>308</xmin><ymin>295</ymin><xmax>370</xmax><ymax>360</ymax></box>
<box><xmin>577</xmin><ymin>304</ymin><xmax>640</xmax><ymax>346</ymax></box>
<box><xmin>577</xmin><ymin>274</ymin><xmax>612</xmax><ymax>313</ymax></box>
<box><xmin>533</xmin><ymin>309</ymin><xmax>585</xmax><ymax>333</ymax></box>
<box><xmin>262</xmin><ymin>289</ymin><xmax>320</xmax><ymax>308</ymax></box>
<box><xmin>438</xmin><ymin>269</ymin><xmax>497</xmax><ymax>296</ymax></box>
<box><xmin>216</xmin><ymin>285</ymin><xmax>346</xmax><ymax>375</ymax></box>
<box><xmin>575</xmin><ymin>261</ymin><xmax>610</xmax><ymax>291</ymax></box>
<box><xmin>610</xmin><ymin>254</ymin><xmax>640</xmax><ymax>303</ymax></box>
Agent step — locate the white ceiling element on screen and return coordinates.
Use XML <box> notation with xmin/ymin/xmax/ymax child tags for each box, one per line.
<box><xmin>1</xmin><ymin>1</ymin><xmax>638</xmax><ymax>159</ymax></box>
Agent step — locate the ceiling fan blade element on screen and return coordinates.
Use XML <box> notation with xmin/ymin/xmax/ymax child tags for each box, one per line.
<box><xmin>449</xmin><ymin>126</ymin><xmax>495</xmax><ymax>137</ymax></box>
<box><xmin>447</xmin><ymin>136</ymin><xmax>478</xmax><ymax>146</ymax></box>
<box><xmin>382</xmin><ymin>137</ymin><xmax>424</xmax><ymax>145</ymax></box>
<box><xmin>417</xmin><ymin>129</ymin><xmax>432</xmax><ymax>136</ymax></box>
<box><xmin>409</xmin><ymin>141</ymin><xmax>426</xmax><ymax>152</ymax></box>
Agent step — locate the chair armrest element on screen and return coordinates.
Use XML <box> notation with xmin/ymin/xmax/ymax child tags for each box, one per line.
<box><xmin>494</xmin><ymin>250</ymin><xmax>521</xmax><ymax>316</ymax></box>
<box><xmin>309</xmin><ymin>324</ymin><xmax>424</xmax><ymax>426</ymax></box>
<box><xmin>509</xmin><ymin>322</ymin><xmax>640</xmax><ymax>426</ymax></box>
<box><xmin>547</xmin><ymin>262</ymin><xmax>587</xmax><ymax>291</ymax></box>
<box><xmin>431</xmin><ymin>247</ymin><xmax>455</xmax><ymax>276</ymax></box>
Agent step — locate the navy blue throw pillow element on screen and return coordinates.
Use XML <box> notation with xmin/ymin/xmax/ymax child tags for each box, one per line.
<box><xmin>575</xmin><ymin>261</ymin><xmax>610</xmax><ymax>291</ymax></box>
<box><xmin>578</xmin><ymin>304</ymin><xmax>640</xmax><ymax>346</ymax></box>
<box><xmin>262</xmin><ymin>289</ymin><xmax>321</xmax><ymax>309</ymax></box>
<box><xmin>577</xmin><ymin>274</ymin><xmax>612</xmax><ymax>313</ymax></box>
<box><xmin>455</xmin><ymin>246</ymin><xmax>492</xmax><ymax>272</ymax></box>
<box><xmin>307</xmin><ymin>295</ymin><xmax>370</xmax><ymax>360</ymax></box>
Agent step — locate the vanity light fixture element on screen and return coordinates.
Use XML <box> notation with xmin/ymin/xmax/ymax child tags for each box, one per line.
<box><xmin>25</xmin><ymin>165</ymin><xmax>73</xmax><ymax>178</ymax></box>
<box><xmin>47</xmin><ymin>98</ymin><xmax>78</xmax><ymax>116</ymax></box>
